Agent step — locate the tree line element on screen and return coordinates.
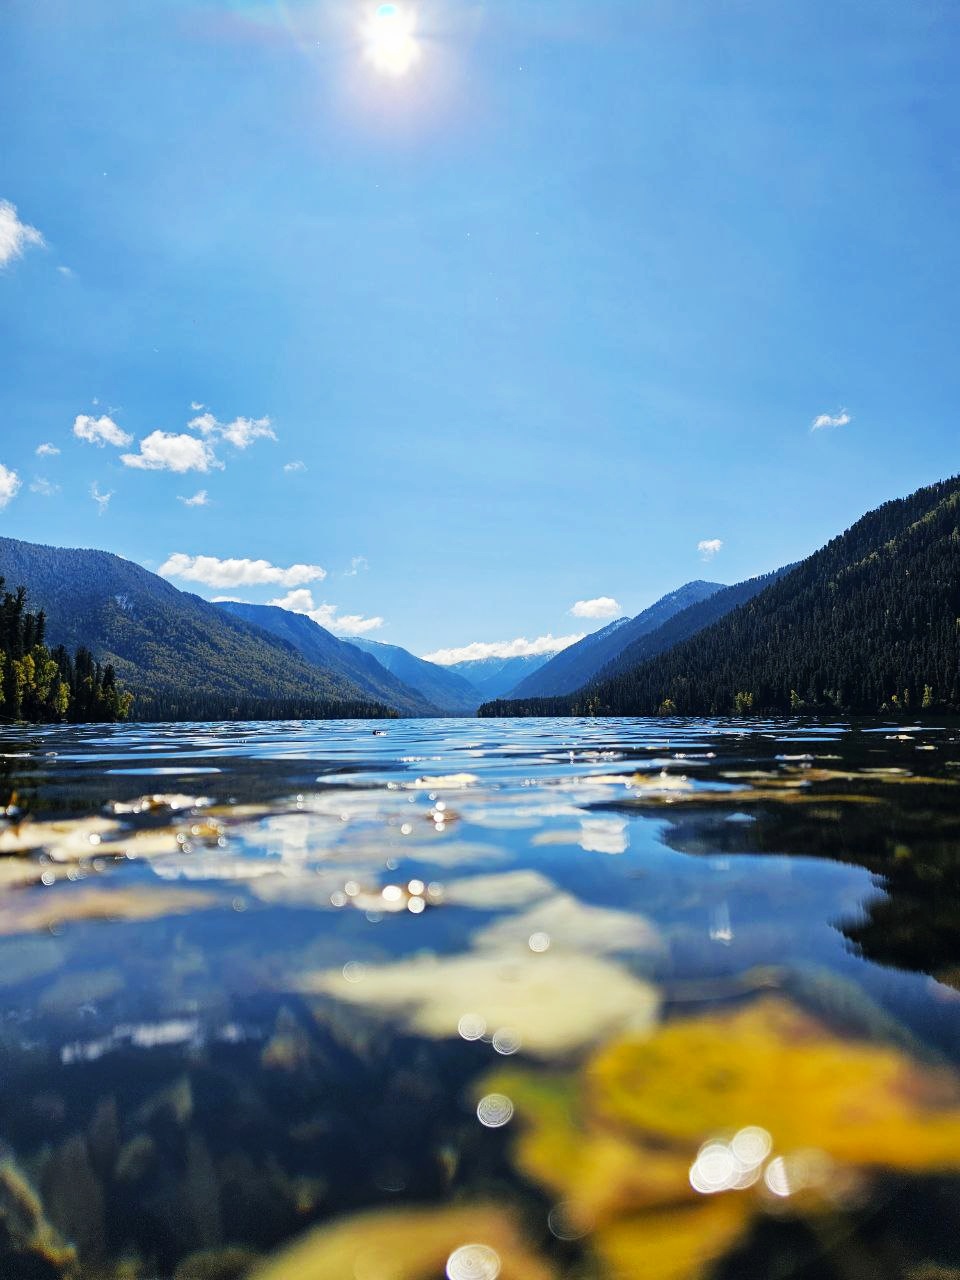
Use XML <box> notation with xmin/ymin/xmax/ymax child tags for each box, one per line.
<box><xmin>0</xmin><ymin>578</ymin><xmax>133</xmax><ymax>722</ymax></box>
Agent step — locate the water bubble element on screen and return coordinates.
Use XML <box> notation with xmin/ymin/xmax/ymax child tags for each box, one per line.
<box><xmin>400</xmin><ymin>823</ymin><xmax>413</xmax><ymax>835</ymax></box>
<box><xmin>689</xmin><ymin>1141</ymin><xmax>739</xmax><ymax>1194</ymax></box>
<box><xmin>458</xmin><ymin>1013</ymin><xmax>486</xmax><ymax>1041</ymax></box>
<box><xmin>547</xmin><ymin>1200</ymin><xmax>591</xmax><ymax>1241</ymax></box>
<box><xmin>382</xmin><ymin>884</ymin><xmax>403</xmax><ymax>903</ymax></box>
<box><xmin>476</xmin><ymin>1093</ymin><xmax>514</xmax><ymax>1128</ymax></box>
<box><xmin>330</xmin><ymin>890</ymin><xmax>348</xmax><ymax>908</ymax></box>
<box><xmin>342</xmin><ymin>961</ymin><xmax>366</xmax><ymax>983</ymax></box>
<box><xmin>528</xmin><ymin>931</ymin><xmax>551</xmax><ymax>953</ymax></box>
<box><xmin>408</xmin><ymin>878</ymin><xmax>425</xmax><ymax>895</ymax></box>
<box><xmin>764</xmin><ymin>1156</ymin><xmax>792</xmax><ymax>1197</ymax></box>
<box><xmin>407</xmin><ymin>896</ymin><xmax>426</xmax><ymax>914</ymax></box>
<box><xmin>445</xmin><ymin>1243</ymin><xmax>501</xmax><ymax>1280</ymax></box>
<box><xmin>731</xmin><ymin>1125</ymin><xmax>772</xmax><ymax>1167</ymax></box>
<box><xmin>492</xmin><ymin>1027</ymin><xmax>521</xmax><ymax>1056</ymax></box>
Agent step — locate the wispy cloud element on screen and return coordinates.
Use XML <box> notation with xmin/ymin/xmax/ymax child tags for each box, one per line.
<box><xmin>91</xmin><ymin>483</ymin><xmax>113</xmax><ymax>515</ymax></box>
<box><xmin>74</xmin><ymin>414</ymin><xmax>133</xmax><ymax>448</ymax></box>
<box><xmin>811</xmin><ymin>409</ymin><xmax>852</xmax><ymax>432</ymax></box>
<box><xmin>0</xmin><ymin>200</ymin><xmax>44</xmax><ymax>267</ymax></box>
<box><xmin>423</xmin><ymin>634</ymin><xmax>584</xmax><ymax>665</ymax></box>
<box><xmin>345</xmin><ymin>555</ymin><xmax>369</xmax><ymax>576</ymax></box>
<box><xmin>698</xmin><ymin>538</ymin><xmax>723</xmax><ymax>560</ymax></box>
<box><xmin>0</xmin><ymin>464</ymin><xmax>21</xmax><ymax>509</ymax></box>
<box><xmin>178</xmin><ymin>489</ymin><xmax>209</xmax><ymax>507</ymax></box>
<box><xmin>570</xmin><ymin>596</ymin><xmax>621</xmax><ymax>619</ymax></box>
<box><xmin>283</xmin><ymin>460</ymin><xmax>307</xmax><ymax>473</ymax></box>
<box><xmin>122</xmin><ymin>431</ymin><xmax>221</xmax><ymax>473</ymax></box>
<box><xmin>159</xmin><ymin>553</ymin><xmax>326</xmax><ymax>589</ymax></box>
<box><xmin>36</xmin><ymin>442</ymin><xmax>60</xmax><ymax>457</ymax></box>
<box><xmin>268</xmin><ymin>588</ymin><xmax>384</xmax><ymax>636</ymax></box>
<box><xmin>30</xmin><ymin>477</ymin><xmax>60</xmax><ymax>497</ymax></box>
<box><xmin>189</xmin><ymin>411</ymin><xmax>276</xmax><ymax>450</ymax></box>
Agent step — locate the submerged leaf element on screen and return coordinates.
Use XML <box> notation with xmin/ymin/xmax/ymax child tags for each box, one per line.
<box><xmin>250</xmin><ymin>1202</ymin><xmax>555</xmax><ymax>1280</ymax></box>
<box><xmin>0</xmin><ymin>885</ymin><xmax>221</xmax><ymax>935</ymax></box>
<box><xmin>483</xmin><ymin>996</ymin><xmax>960</xmax><ymax>1280</ymax></box>
<box><xmin>590</xmin><ymin>997</ymin><xmax>960</xmax><ymax>1170</ymax></box>
<box><xmin>301</xmin><ymin>949</ymin><xmax>659</xmax><ymax>1056</ymax></box>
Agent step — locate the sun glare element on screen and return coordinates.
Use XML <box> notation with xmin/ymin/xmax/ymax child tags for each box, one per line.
<box><xmin>363</xmin><ymin>3</ymin><xmax>420</xmax><ymax>77</ymax></box>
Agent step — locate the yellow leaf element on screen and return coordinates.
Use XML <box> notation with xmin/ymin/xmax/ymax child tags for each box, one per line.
<box><xmin>590</xmin><ymin>997</ymin><xmax>960</xmax><ymax>1172</ymax></box>
<box><xmin>250</xmin><ymin>1203</ymin><xmax>555</xmax><ymax>1280</ymax></box>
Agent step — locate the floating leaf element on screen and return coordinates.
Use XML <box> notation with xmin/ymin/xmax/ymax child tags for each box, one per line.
<box><xmin>250</xmin><ymin>1202</ymin><xmax>555</xmax><ymax>1280</ymax></box>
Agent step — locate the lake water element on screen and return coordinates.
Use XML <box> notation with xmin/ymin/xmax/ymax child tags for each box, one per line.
<box><xmin>2</xmin><ymin>715</ymin><xmax>960</xmax><ymax>1279</ymax></box>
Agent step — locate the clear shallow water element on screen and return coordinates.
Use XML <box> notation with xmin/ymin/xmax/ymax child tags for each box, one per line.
<box><xmin>1</xmin><ymin>716</ymin><xmax>960</xmax><ymax>1278</ymax></box>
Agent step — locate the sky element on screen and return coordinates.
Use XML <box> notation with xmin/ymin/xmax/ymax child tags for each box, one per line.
<box><xmin>2</xmin><ymin>0</ymin><xmax>959</xmax><ymax>662</ymax></box>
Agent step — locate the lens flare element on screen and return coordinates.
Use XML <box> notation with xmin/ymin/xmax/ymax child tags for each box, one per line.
<box><xmin>363</xmin><ymin>3</ymin><xmax>420</xmax><ymax>77</ymax></box>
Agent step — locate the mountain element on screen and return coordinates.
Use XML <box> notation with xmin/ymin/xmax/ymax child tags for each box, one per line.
<box><xmin>0</xmin><ymin>537</ymin><xmax>393</xmax><ymax>720</ymax></box>
<box><xmin>507</xmin><ymin>580</ymin><xmax>723</xmax><ymax>699</ymax></box>
<box><xmin>448</xmin><ymin>653</ymin><xmax>556</xmax><ymax>701</ymax></box>
<box><xmin>345</xmin><ymin>636</ymin><xmax>480</xmax><ymax>713</ymax></box>
<box><xmin>481</xmin><ymin>476</ymin><xmax>960</xmax><ymax>717</ymax></box>
<box><xmin>216</xmin><ymin>603</ymin><xmax>439</xmax><ymax>717</ymax></box>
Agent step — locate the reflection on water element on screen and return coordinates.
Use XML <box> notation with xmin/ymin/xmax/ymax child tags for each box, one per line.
<box><xmin>1</xmin><ymin>716</ymin><xmax>960</xmax><ymax>1277</ymax></box>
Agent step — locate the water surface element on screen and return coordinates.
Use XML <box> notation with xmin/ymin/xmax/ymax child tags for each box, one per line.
<box><xmin>2</xmin><ymin>716</ymin><xmax>960</xmax><ymax>1279</ymax></box>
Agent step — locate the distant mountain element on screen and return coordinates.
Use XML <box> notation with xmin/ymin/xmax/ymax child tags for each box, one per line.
<box><xmin>0</xmin><ymin>537</ymin><xmax>392</xmax><ymax>720</ymax></box>
<box><xmin>481</xmin><ymin>476</ymin><xmax>960</xmax><ymax>717</ymax></box>
<box><xmin>508</xmin><ymin>580</ymin><xmax>723</xmax><ymax>699</ymax></box>
<box><xmin>216</xmin><ymin>603</ymin><xmax>439</xmax><ymax>717</ymax></box>
<box><xmin>345</xmin><ymin>636</ymin><xmax>480</xmax><ymax>713</ymax></box>
<box><xmin>448</xmin><ymin>653</ymin><xmax>556</xmax><ymax>701</ymax></box>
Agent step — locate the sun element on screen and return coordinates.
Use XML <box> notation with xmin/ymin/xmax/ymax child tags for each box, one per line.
<box><xmin>363</xmin><ymin>3</ymin><xmax>420</xmax><ymax>77</ymax></box>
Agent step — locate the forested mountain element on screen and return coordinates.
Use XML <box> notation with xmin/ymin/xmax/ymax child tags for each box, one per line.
<box><xmin>480</xmin><ymin>477</ymin><xmax>960</xmax><ymax>718</ymax></box>
<box><xmin>508</xmin><ymin>580</ymin><xmax>723</xmax><ymax>699</ymax></box>
<box><xmin>0</xmin><ymin>537</ymin><xmax>392</xmax><ymax>720</ymax></box>
<box><xmin>346</xmin><ymin>635</ymin><xmax>480</xmax><ymax>713</ymax></box>
<box><xmin>216</xmin><ymin>602</ymin><xmax>440</xmax><ymax>717</ymax></box>
<box><xmin>448</xmin><ymin>652</ymin><xmax>556</xmax><ymax>701</ymax></box>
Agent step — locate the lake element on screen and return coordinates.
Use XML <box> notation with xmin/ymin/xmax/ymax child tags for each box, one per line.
<box><xmin>1</xmin><ymin>715</ymin><xmax>960</xmax><ymax>1279</ymax></box>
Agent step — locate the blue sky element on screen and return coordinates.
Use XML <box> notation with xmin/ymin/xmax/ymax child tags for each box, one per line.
<box><xmin>2</xmin><ymin>0</ymin><xmax>959</xmax><ymax>661</ymax></box>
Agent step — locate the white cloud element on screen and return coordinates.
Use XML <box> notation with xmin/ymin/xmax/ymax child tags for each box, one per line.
<box><xmin>30</xmin><ymin>477</ymin><xmax>60</xmax><ymax>497</ymax></box>
<box><xmin>570</xmin><ymin>596</ymin><xmax>621</xmax><ymax>619</ymax></box>
<box><xmin>345</xmin><ymin>555</ymin><xmax>369</xmax><ymax>576</ymax></box>
<box><xmin>698</xmin><ymin>538</ymin><xmax>723</xmax><ymax>560</ymax></box>
<box><xmin>423</xmin><ymin>633</ymin><xmax>584</xmax><ymax>665</ymax></box>
<box><xmin>0</xmin><ymin>464</ymin><xmax>21</xmax><ymax>509</ymax></box>
<box><xmin>36</xmin><ymin>442</ymin><xmax>60</xmax><ymax>457</ymax></box>
<box><xmin>122</xmin><ymin>431</ymin><xmax>221</xmax><ymax>473</ymax></box>
<box><xmin>189</xmin><ymin>411</ymin><xmax>276</xmax><ymax>450</ymax></box>
<box><xmin>0</xmin><ymin>200</ymin><xmax>44</xmax><ymax>267</ymax></box>
<box><xmin>811</xmin><ymin>409</ymin><xmax>852</xmax><ymax>432</ymax></box>
<box><xmin>57</xmin><ymin>265</ymin><xmax>73</xmax><ymax>278</ymax></box>
<box><xmin>159</xmin><ymin>553</ymin><xmax>326</xmax><ymax>589</ymax></box>
<box><xmin>284</xmin><ymin>460</ymin><xmax>307</xmax><ymax>473</ymax></box>
<box><xmin>190</xmin><ymin>401</ymin><xmax>204</xmax><ymax>412</ymax></box>
<box><xmin>91</xmin><ymin>483</ymin><xmax>113</xmax><ymax>515</ymax></box>
<box><xmin>74</xmin><ymin>413</ymin><xmax>133</xmax><ymax>448</ymax></box>
<box><xmin>178</xmin><ymin>489</ymin><xmax>209</xmax><ymax>507</ymax></box>
<box><xmin>268</xmin><ymin>588</ymin><xmax>384</xmax><ymax>636</ymax></box>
